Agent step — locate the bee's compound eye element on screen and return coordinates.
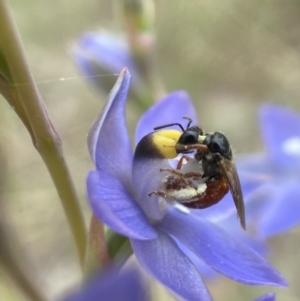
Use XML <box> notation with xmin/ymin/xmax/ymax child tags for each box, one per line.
<box><xmin>177</xmin><ymin>130</ymin><xmax>198</xmax><ymax>145</ymax></box>
<box><xmin>210</xmin><ymin>141</ymin><xmax>221</xmax><ymax>152</ymax></box>
<box><xmin>207</xmin><ymin>132</ymin><xmax>232</xmax><ymax>159</ymax></box>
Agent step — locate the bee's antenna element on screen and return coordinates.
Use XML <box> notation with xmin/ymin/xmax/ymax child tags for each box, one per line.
<box><xmin>182</xmin><ymin>116</ymin><xmax>193</xmax><ymax>129</ymax></box>
<box><xmin>154</xmin><ymin>122</ymin><xmax>185</xmax><ymax>132</ymax></box>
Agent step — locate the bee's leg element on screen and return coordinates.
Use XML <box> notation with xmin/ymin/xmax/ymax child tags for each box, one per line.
<box><xmin>176</xmin><ymin>155</ymin><xmax>191</xmax><ymax>169</ymax></box>
<box><xmin>182</xmin><ymin>172</ymin><xmax>202</xmax><ymax>179</ymax></box>
<box><xmin>159</xmin><ymin>168</ymin><xmax>183</xmax><ymax>176</ymax></box>
<box><xmin>148</xmin><ymin>190</ymin><xmax>166</xmax><ymax>197</ymax></box>
<box><xmin>160</xmin><ymin>168</ymin><xmax>201</xmax><ymax>179</ymax></box>
<box><xmin>175</xmin><ymin>143</ymin><xmax>208</xmax><ymax>154</ymax></box>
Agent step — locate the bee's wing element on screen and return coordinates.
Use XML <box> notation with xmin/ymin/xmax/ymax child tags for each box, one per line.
<box><xmin>219</xmin><ymin>159</ymin><xmax>246</xmax><ymax>230</ymax></box>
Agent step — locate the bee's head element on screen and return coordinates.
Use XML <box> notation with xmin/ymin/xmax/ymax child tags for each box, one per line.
<box><xmin>203</xmin><ymin>132</ymin><xmax>232</xmax><ymax>160</ymax></box>
<box><xmin>177</xmin><ymin>126</ymin><xmax>203</xmax><ymax>145</ymax></box>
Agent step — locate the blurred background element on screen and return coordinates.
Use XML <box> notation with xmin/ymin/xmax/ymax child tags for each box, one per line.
<box><xmin>0</xmin><ymin>0</ymin><xmax>300</xmax><ymax>300</ymax></box>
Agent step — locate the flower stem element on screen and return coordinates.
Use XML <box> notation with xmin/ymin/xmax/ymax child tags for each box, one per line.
<box><xmin>84</xmin><ymin>214</ymin><xmax>111</xmax><ymax>275</ymax></box>
<box><xmin>0</xmin><ymin>0</ymin><xmax>87</xmax><ymax>268</ymax></box>
<box><xmin>106</xmin><ymin>230</ymin><xmax>133</xmax><ymax>262</ymax></box>
<box><xmin>122</xmin><ymin>0</ymin><xmax>166</xmax><ymax>102</ymax></box>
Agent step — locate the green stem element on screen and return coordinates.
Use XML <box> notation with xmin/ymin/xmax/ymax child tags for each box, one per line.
<box><xmin>0</xmin><ymin>77</ymin><xmax>35</xmax><ymax>142</ymax></box>
<box><xmin>106</xmin><ymin>230</ymin><xmax>133</xmax><ymax>262</ymax></box>
<box><xmin>0</xmin><ymin>0</ymin><xmax>87</xmax><ymax>268</ymax></box>
<box><xmin>122</xmin><ymin>0</ymin><xmax>166</xmax><ymax>103</ymax></box>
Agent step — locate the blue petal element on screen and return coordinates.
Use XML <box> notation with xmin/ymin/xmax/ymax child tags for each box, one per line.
<box><xmin>259</xmin><ymin>180</ymin><xmax>300</xmax><ymax>238</ymax></box>
<box><xmin>177</xmin><ymin>223</ymin><xmax>268</xmax><ymax>280</ymax></box>
<box><xmin>131</xmin><ymin>229</ymin><xmax>212</xmax><ymax>301</ymax></box>
<box><xmin>210</xmin><ymin>204</ymin><xmax>269</xmax><ymax>255</ymax></box>
<box><xmin>159</xmin><ymin>207</ymin><xmax>287</xmax><ymax>287</ymax></box>
<box><xmin>135</xmin><ymin>91</ymin><xmax>199</xmax><ymax>145</ymax></box>
<box><xmin>175</xmin><ymin>239</ymin><xmax>217</xmax><ymax>279</ymax></box>
<box><xmin>237</xmin><ymin>154</ymin><xmax>276</xmax><ymax>175</ymax></box>
<box><xmin>87</xmin><ymin>68</ymin><xmax>133</xmax><ymax>188</ymax></box>
<box><xmin>75</xmin><ymin>32</ymin><xmax>140</xmax><ymax>83</ymax></box>
<box><xmin>64</xmin><ymin>267</ymin><xmax>149</xmax><ymax>301</ymax></box>
<box><xmin>259</xmin><ymin>104</ymin><xmax>300</xmax><ymax>168</ymax></box>
<box><xmin>195</xmin><ymin>189</ymin><xmax>270</xmax><ymax>255</ymax></box>
<box><xmin>253</xmin><ymin>293</ymin><xmax>276</xmax><ymax>301</ymax></box>
<box><xmin>87</xmin><ymin>170</ymin><xmax>157</xmax><ymax>240</ymax></box>
<box><xmin>193</xmin><ymin>169</ymin><xmax>266</xmax><ymax>222</ymax></box>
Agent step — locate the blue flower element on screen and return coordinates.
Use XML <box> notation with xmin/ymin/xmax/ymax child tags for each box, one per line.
<box><xmin>86</xmin><ymin>68</ymin><xmax>287</xmax><ymax>301</ymax></box>
<box><xmin>237</xmin><ymin>104</ymin><xmax>300</xmax><ymax>239</ymax></box>
<box><xmin>74</xmin><ymin>32</ymin><xmax>142</xmax><ymax>94</ymax></box>
<box><xmin>63</xmin><ymin>264</ymin><xmax>274</xmax><ymax>301</ymax></box>
<box><xmin>253</xmin><ymin>292</ymin><xmax>276</xmax><ymax>301</ymax></box>
<box><xmin>64</xmin><ymin>267</ymin><xmax>149</xmax><ymax>301</ymax></box>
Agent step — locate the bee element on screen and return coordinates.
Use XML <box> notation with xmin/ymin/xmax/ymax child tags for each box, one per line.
<box><xmin>149</xmin><ymin>116</ymin><xmax>246</xmax><ymax>230</ymax></box>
